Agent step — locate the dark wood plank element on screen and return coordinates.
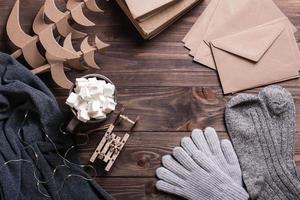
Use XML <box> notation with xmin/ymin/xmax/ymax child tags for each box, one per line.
<box><xmin>75</xmin><ymin>131</ymin><xmax>300</xmax><ymax>177</ymax></box>
<box><xmin>51</xmin><ymin>84</ymin><xmax>300</xmax><ymax>132</ymax></box>
<box><xmin>95</xmin><ymin>177</ymin><xmax>184</xmax><ymax>200</ymax></box>
<box><xmin>56</xmin><ymin>86</ymin><xmax>228</xmax><ymax>132</ymax></box>
<box><xmin>0</xmin><ymin>0</ymin><xmax>300</xmax><ymax>199</ymax></box>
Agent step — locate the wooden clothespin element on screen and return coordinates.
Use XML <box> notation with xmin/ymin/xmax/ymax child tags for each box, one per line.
<box><xmin>90</xmin><ymin>108</ymin><xmax>139</xmax><ymax>171</ymax></box>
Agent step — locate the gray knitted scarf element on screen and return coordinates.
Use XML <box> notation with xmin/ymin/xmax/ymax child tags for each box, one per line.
<box><xmin>0</xmin><ymin>53</ymin><xmax>114</xmax><ymax>200</ymax></box>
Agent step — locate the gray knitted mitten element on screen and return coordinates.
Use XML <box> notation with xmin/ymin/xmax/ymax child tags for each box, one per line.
<box><xmin>226</xmin><ymin>91</ymin><xmax>300</xmax><ymax>200</ymax></box>
<box><xmin>156</xmin><ymin>146</ymin><xmax>249</xmax><ymax>200</ymax></box>
<box><xmin>259</xmin><ymin>85</ymin><xmax>297</xmax><ymax>177</ymax></box>
<box><xmin>181</xmin><ymin>127</ymin><xmax>243</xmax><ymax>186</ymax></box>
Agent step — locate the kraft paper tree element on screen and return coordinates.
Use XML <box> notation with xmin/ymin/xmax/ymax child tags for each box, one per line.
<box><xmin>6</xmin><ymin>0</ymin><xmax>109</xmax><ymax>89</ymax></box>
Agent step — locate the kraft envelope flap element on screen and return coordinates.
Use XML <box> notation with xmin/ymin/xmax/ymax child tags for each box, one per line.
<box><xmin>210</xmin><ymin>19</ymin><xmax>285</xmax><ymax>62</ymax></box>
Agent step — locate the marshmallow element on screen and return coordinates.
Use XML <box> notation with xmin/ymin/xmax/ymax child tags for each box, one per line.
<box><xmin>90</xmin><ymin>110</ymin><xmax>106</xmax><ymax>120</ymax></box>
<box><xmin>87</xmin><ymin>101</ymin><xmax>101</xmax><ymax>114</ymax></box>
<box><xmin>75</xmin><ymin>101</ymin><xmax>88</xmax><ymax>111</ymax></box>
<box><xmin>89</xmin><ymin>85</ymin><xmax>103</xmax><ymax>97</ymax></box>
<box><xmin>66</xmin><ymin>76</ymin><xmax>117</xmax><ymax>123</ymax></box>
<box><xmin>74</xmin><ymin>98</ymin><xmax>82</xmax><ymax>108</ymax></box>
<box><xmin>77</xmin><ymin>82</ymin><xmax>89</xmax><ymax>90</ymax></box>
<box><xmin>100</xmin><ymin>95</ymin><xmax>106</xmax><ymax>106</ymax></box>
<box><xmin>77</xmin><ymin>109</ymin><xmax>90</xmax><ymax>123</ymax></box>
<box><xmin>97</xmin><ymin>80</ymin><xmax>106</xmax><ymax>85</ymax></box>
<box><xmin>66</xmin><ymin>92</ymin><xmax>80</xmax><ymax>108</ymax></box>
<box><xmin>88</xmin><ymin>77</ymin><xmax>98</xmax><ymax>83</ymax></box>
<box><xmin>76</xmin><ymin>77</ymin><xmax>88</xmax><ymax>83</ymax></box>
<box><xmin>103</xmin><ymin>98</ymin><xmax>117</xmax><ymax>113</ymax></box>
<box><xmin>103</xmin><ymin>83</ymin><xmax>115</xmax><ymax>97</ymax></box>
<box><xmin>79</xmin><ymin>87</ymin><xmax>91</xmax><ymax>100</ymax></box>
<box><xmin>93</xmin><ymin>95</ymin><xmax>106</xmax><ymax>107</ymax></box>
<box><xmin>74</xmin><ymin>86</ymin><xmax>81</xmax><ymax>93</ymax></box>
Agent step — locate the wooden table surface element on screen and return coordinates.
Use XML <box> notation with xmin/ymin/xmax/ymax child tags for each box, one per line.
<box><xmin>0</xmin><ymin>0</ymin><xmax>300</xmax><ymax>199</ymax></box>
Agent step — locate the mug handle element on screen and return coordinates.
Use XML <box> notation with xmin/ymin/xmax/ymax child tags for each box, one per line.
<box><xmin>66</xmin><ymin>116</ymin><xmax>81</xmax><ymax>133</ymax></box>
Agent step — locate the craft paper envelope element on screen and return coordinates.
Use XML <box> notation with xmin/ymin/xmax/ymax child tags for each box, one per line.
<box><xmin>183</xmin><ymin>0</ymin><xmax>238</xmax><ymax>54</ymax></box>
<box><xmin>125</xmin><ymin>0</ymin><xmax>179</xmax><ymax>22</ymax></box>
<box><xmin>191</xmin><ymin>0</ymin><xmax>296</xmax><ymax>70</ymax></box>
<box><xmin>210</xmin><ymin>17</ymin><xmax>300</xmax><ymax>94</ymax></box>
<box><xmin>182</xmin><ymin>0</ymin><xmax>217</xmax><ymax>44</ymax></box>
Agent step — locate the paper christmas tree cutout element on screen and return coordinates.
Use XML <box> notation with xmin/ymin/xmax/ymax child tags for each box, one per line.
<box><xmin>7</xmin><ymin>0</ymin><xmax>109</xmax><ymax>89</ymax></box>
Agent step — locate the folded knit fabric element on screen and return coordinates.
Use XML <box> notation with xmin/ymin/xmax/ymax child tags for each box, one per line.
<box><xmin>0</xmin><ymin>53</ymin><xmax>114</xmax><ymax>200</ymax></box>
<box><xmin>156</xmin><ymin>128</ymin><xmax>248</xmax><ymax>200</ymax></box>
<box><xmin>258</xmin><ymin>86</ymin><xmax>298</xmax><ymax>177</ymax></box>
<box><xmin>225</xmin><ymin>85</ymin><xmax>300</xmax><ymax>200</ymax></box>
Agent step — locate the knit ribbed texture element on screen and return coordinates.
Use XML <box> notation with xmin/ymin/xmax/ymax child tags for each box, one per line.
<box><xmin>225</xmin><ymin>85</ymin><xmax>300</xmax><ymax>200</ymax></box>
<box><xmin>156</xmin><ymin>128</ymin><xmax>248</xmax><ymax>200</ymax></box>
<box><xmin>181</xmin><ymin>128</ymin><xmax>243</xmax><ymax>186</ymax></box>
<box><xmin>259</xmin><ymin>85</ymin><xmax>298</xmax><ymax>177</ymax></box>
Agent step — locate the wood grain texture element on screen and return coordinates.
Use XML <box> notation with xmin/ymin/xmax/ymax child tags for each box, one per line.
<box><xmin>0</xmin><ymin>0</ymin><xmax>300</xmax><ymax>199</ymax></box>
<box><xmin>96</xmin><ymin>177</ymin><xmax>185</xmax><ymax>200</ymax></box>
<box><xmin>77</xmin><ymin>131</ymin><xmax>300</xmax><ymax>177</ymax></box>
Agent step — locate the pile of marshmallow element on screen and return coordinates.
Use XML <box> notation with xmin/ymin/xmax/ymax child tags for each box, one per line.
<box><xmin>66</xmin><ymin>77</ymin><xmax>117</xmax><ymax>122</ymax></box>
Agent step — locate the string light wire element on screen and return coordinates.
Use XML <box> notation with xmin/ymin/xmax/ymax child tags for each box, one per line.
<box><xmin>0</xmin><ymin>111</ymin><xmax>109</xmax><ymax>198</ymax></box>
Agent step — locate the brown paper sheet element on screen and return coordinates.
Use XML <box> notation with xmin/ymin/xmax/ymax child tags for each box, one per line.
<box><xmin>125</xmin><ymin>0</ymin><xmax>179</xmax><ymax>22</ymax></box>
<box><xmin>116</xmin><ymin>0</ymin><xmax>202</xmax><ymax>39</ymax></box>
